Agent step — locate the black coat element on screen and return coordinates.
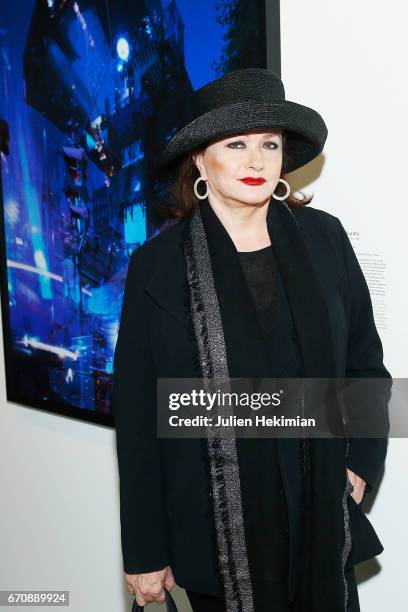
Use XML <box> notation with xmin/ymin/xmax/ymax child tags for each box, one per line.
<box><xmin>112</xmin><ymin>201</ymin><xmax>391</xmax><ymax>602</ymax></box>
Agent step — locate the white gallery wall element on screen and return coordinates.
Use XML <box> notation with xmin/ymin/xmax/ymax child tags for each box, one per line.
<box><xmin>280</xmin><ymin>0</ymin><xmax>408</xmax><ymax>609</ymax></box>
<box><xmin>1</xmin><ymin>1</ymin><xmax>407</xmax><ymax>611</ymax></box>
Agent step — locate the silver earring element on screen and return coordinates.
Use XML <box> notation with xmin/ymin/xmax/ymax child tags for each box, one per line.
<box><xmin>194</xmin><ymin>176</ymin><xmax>209</xmax><ymax>200</ymax></box>
<box><xmin>272</xmin><ymin>178</ymin><xmax>291</xmax><ymax>201</ymax></box>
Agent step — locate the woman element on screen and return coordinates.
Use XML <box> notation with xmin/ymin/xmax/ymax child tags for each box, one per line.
<box><xmin>113</xmin><ymin>69</ymin><xmax>391</xmax><ymax>612</ymax></box>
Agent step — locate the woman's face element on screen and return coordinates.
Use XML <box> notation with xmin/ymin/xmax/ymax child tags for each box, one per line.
<box><xmin>193</xmin><ymin>129</ymin><xmax>283</xmax><ymax>207</ymax></box>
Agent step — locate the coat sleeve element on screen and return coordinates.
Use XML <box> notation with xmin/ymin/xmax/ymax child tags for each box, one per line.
<box><xmin>112</xmin><ymin>248</ymin><xmax>170</xmax><ymax>573</ymax></box>
<box><xmin>336</xmin><ymin>218</ymin><xmax>392</xmax><ymax>492</ymax></box>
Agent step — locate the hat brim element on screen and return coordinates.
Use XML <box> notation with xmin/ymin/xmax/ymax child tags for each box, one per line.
<box><xmin>156</xmin><ymin>100</ymin><xmax>327</xmax><ymax>178</ymax></box>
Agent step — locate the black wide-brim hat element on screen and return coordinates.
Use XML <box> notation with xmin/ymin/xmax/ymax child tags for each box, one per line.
<box><xmin>156</xmin><ymin>68</ymin><xmax>328</xmax><ymax>176</ymax></box>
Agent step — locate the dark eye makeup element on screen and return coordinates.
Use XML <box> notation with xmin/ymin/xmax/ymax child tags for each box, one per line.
<box><xmin>226</xmin><ymin>140</ymin><xmax>279</xmax><ymax>149</ymax></box>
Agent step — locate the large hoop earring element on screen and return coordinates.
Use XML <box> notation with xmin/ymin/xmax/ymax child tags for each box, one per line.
<box><xmin>194</xmin><ymin>176</ymin><xmax>209</xmax><ymax>200</ymax></box>
<box><xmin>272</xmin><ymin>178</ymin><xmax>291</xmax><ymax>201</ymax></box>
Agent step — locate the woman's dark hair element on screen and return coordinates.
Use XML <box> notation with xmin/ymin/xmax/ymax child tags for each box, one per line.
<box><xmin>157</xmin><ymin>130</ymin><xmax>313</xmax><ymax>220</ymax></box>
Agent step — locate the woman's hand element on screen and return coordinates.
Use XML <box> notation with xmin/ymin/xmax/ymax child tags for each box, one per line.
<box><xmin>125</xmin><ymin>565</ymin><xmax>176</xmax><ymax>606</ymax></box>
<box><xmin>346</xmin><ymin>468</ymin><xmax>367</xmax><ymax>504</ymax></box>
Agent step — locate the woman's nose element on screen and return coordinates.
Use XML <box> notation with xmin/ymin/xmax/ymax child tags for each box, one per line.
<box><xmin>246</xmin><ymin>149</ymin><xmax>264</xmax><ymax>170</ymax></box>
<box><xmin>247</xmin><ymin>160</ymin><xmax>264</xmax><ymax>171</ymax></box>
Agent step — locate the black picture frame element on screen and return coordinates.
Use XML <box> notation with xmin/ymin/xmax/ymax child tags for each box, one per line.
<box><xmin>0</xmin><ymin>0</ymin><xmax>279</xmax><ymax>427</ymax></box>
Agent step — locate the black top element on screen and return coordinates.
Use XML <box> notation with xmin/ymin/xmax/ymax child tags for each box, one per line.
<box><xmin>237</xmin><ymin>244</ymin><xmax>277</xmax><ymax>341</ymax></box>
<box><xmin>235</xmin><ymin>244</ymin><xmax>292</xmax><ymax>611</ymax></box>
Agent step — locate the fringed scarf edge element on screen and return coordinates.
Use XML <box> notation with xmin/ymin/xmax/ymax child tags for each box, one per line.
<box><xmin>180</xmin><ymin>207</ymin><xmax>255</xmax><ymax>612</ymax></box>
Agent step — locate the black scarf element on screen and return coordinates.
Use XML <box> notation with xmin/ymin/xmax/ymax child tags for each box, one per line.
<box><xmin>180</xmin><ymin>196</ymin><xmax>352</xmax><ymax>612</ymax></box>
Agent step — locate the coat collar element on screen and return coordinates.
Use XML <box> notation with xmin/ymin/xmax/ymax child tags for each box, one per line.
<box><xmin>145</xmin><ymin>196</ymin><xmax>340</xmax><ymax>376</ymax></box>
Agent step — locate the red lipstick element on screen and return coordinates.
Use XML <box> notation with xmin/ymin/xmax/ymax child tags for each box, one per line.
<box><xmin>238</xmin><ymin>177</ymin><xmax>266</xmax><ymax>186</ymax></box>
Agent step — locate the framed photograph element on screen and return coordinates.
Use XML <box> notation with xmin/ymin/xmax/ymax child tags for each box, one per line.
<box><xmin>0</xmin><ymin>0</ymin><xmax>276</xmax><ymax>426</ymax></box>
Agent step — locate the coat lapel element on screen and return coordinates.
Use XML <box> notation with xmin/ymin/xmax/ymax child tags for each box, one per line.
<box><xmin>266</xmin><ymin>199</ymin><xmax>337</xmax><ymax>377</ymax></box>
<box><xmin>144</xmin><ymin>224</ymin><xmax>189</xmax><ymax>329</ymax></box>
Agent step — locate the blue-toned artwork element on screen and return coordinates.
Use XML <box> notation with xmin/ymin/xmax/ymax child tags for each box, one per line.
<box><xmin>0</xmin><ymin>0</ymin><xmax>270</xmax><ymax>425</ymax></box>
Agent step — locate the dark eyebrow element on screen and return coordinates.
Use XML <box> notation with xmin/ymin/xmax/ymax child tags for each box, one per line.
<box><xmin>232</xmin><ymin>133</ymin><xmax>281</xmax><ymax>140</ymax></box>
